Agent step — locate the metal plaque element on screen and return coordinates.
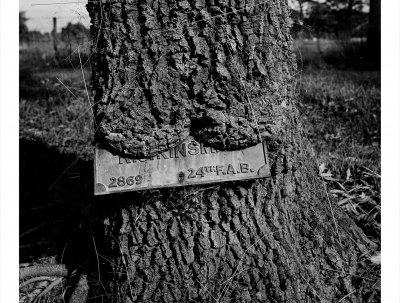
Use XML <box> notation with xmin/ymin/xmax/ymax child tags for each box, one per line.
<box><xmin>94</xmin><ymin>136</ymin><xmax>271</xmax><ymax>195</ymax></box>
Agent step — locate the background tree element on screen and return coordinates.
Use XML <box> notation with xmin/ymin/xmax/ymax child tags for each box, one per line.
<box><xmin>20</xmin><ymin>11</ymin><xmax>29</xmax><ymax>43</ymax></box>
<box><xmin>60</xmin><ymin>22</ymin><xmax>90</xmax><ymax>45</ymax></box>
<box><xmin>87</xmin><ymin>1</ymin><xmax>377</xmax><ymax>302</ymax></box>
<box><xmin>367</xmin><ymin>0</ymin><xmax>380</xmax><ymax>62</ymax></box>
<box><xmin>299</xmin><ymin>0</ymin><xmax>369</xmax><ymax>38</ymax></box>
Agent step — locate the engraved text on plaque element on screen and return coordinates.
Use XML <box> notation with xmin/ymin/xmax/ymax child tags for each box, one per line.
<box><xmin>94</xmin><ymin>136</ymin><xmax>270</xmax><ymax>195</ymax></box>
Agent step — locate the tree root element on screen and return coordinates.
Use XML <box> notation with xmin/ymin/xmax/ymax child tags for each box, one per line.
<box><xmin>25</xmin><ymin>280</ymin><xmax>48</xmax><ymax>302</ymax></box>
<box><xmin>19</xmin><ymin>276</ymin><xmax>53</xmax><ymax>289</ymax></box>
<box><xmin>68</xmin><ymin>273</ymin><xmax>88</xmax><ymax>303</ymax></box>
<box><xmin>32</xmin><ymin>277</ymin><xmax>64</xmax><ymax>303</ymax></box>
<box><xmin>19</xmin><ymin>264</ymin><xmax>71</xmax><ymax>303</ymax></box>
<box><xmin>19</xmin><ymin>260</ymin><xmax>92</xmax><ymax>303</ymax></box>
<box><xmin>68</xmin><ymin>258</ymin><xmax>91</xmax><ymax>303</ymax></box>
<box><xmin>19</xmin><ymin>276</ymin><xmax>64</xmax><ymax>303</ymax></box>
<box><xmin>20</xmin><ymin>264</ymin><xmax>71</xmax><ymax>280</ymax></box>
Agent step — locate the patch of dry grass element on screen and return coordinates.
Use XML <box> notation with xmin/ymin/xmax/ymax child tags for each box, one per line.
<box><xmin>295</xmin><ymin>65</ymin><xmax>381</xmax><ymax>302</ymax></box>
<box><xmin>20</xmin><ymin>66</ymin><xmax>94</xmax><ymax>160</ymax></box>
<box><xmin>296</xmin><ymin>68</ymin><xmax>381</xmax><ymax>248</ymax></box>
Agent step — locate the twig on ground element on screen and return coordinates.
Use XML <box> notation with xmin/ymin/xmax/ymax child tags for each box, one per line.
<box><xmin>338</xmin><ymin>290</ymin><xmax>356</xmax><ymax>302</ymax></box>
<box><xmin>322</xmin><ymin>178</ymin><xmax>342</xmax><ymax>245</ymax></box>
<box><xmin>20</xmin><ymin>221</ymin><xmax>59</xmax><ymax>240</ymax></box>
<box><xmin>20</xmin><ymin>241</ymin><xmax>53</xmax><ymax>251</ymax></box>
<box><xmin>48</xmin><ymin>157</ymin><xmax>80</xmax><ymax>190</ymax></box>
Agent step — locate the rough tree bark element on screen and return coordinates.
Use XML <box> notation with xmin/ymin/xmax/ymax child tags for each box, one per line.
<box><xmin>88</xmin><ymin>0</ymin><xmax>294</xmax><ymax>157</ymax></box>
<box><xmin>87</xmin><ymin>1</ymin><xmax>376</xmax><ymax>302</ymax></box>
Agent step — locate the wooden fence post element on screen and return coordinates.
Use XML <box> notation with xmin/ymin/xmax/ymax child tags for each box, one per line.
<box><xmin>52</xmin><ymin>17</ymin><xmax>59</xmax><ymax>63</ymax></box>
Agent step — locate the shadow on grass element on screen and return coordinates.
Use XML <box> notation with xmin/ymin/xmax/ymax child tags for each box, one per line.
<box><xmin>294</xmin><ymin>39</ymin><xmax>381</xmax><ymax>72</ymax></box>
<box><xmin>19</xmin><ymin>138</ymin><xmax>99</xmax><ymax>265</ymax></box>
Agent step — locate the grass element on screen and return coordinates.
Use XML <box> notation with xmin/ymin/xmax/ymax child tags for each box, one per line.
<box><xmin>19</xmin><ymin>67</ymin><xmax>93</xmax><ymax>159</ymax></box>
<box><xmin>296</xmin><ymin>68</ymin><xmax>381</xmax><ymax>244</ymax></box>
<box><xmin>19</xmin><ymin>39</ymin><xmax>380</xmax><ymax>302</ymax></box>
<box><xmin>19</xmin><ymin>45</ymin><xmax>100</xmax><ymax>302</ymax></box>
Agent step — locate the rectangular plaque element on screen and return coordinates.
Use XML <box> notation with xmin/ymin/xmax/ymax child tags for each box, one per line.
<box><xmin>94</xmin><ymin>136</ymin><xmax>271</xmax><ymax>195</ymax></box>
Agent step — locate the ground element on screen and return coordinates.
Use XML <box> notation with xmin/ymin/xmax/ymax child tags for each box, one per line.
<box><xmin>19</xmin><ymin>39</ymin><xmax>380</xmax><ymax>302</ymax></box>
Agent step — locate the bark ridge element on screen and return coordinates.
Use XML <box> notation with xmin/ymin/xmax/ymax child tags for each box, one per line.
<box><xmin>88</xmin><ymin>0</ymin><xmax>295</xmax><ymax>157</ymax></box>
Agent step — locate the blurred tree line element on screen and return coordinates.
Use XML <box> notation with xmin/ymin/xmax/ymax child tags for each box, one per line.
<box><xmin>19</xmin><ymin>12</ymin><xmax>89</xmax><ymax>45</ymax></box>
<box><xmin>60</xmin><ymin>22</ymin><xmax>90</xmax><ymax>44</ymax></box>
<box><xmin>289</xmin><ymin>0</ymin><xmax>380</xmax><ymax>61</ymax></box>
<box><xmin>19</xmin><ymin>12</ymin><xmax>52</xmax><ymax>43</ymax></box>
<box><xmin>20</xmin><ymin>0</ymin><xmax>380</xmax><ymax>61</ymax></box>
<box><xmin>289</xmin><ymin>0</ymin><xmax>373</xmax><ymax>39</ymax></box>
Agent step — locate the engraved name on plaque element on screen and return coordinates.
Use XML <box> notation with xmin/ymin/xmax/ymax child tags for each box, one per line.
<box><xmin>94</xmin><ymin>136</ymin><xmax>270</xmax><ymax>195</ymax></box>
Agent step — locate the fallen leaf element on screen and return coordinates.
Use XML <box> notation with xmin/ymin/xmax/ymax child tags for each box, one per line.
<box><xmin>319</xmin><ymin>163</ymin><xmax>326</xmax><ymax>175</ymax></box>
<box><xmin>346</xmin><ymin>168</ymin><xmax>352</xmax><ymax>181</ymax></box>
<box><xmin>370</xmin><ymin>252</ymin><xmax>381</xmax><ymax>265</ymax></box>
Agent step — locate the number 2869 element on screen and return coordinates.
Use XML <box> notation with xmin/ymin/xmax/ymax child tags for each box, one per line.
<box><xmin>108</xmin><ymin>175</ymin><xmax>143</xmax><ymax>188</ymax></box>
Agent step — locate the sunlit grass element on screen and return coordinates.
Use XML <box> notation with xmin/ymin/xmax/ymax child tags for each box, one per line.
<box><xmin>296</xmin><ymin>68</ymin><xmax>381</xmax><ymax>247</ymax></box>
<box><xmin>20</xmin><ymin>62</ymin><xmax>94</xmax><ymax>160</ymax></box>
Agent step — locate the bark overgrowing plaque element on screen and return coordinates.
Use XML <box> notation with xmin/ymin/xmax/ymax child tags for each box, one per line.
<box><xmin>88</xmin><ymin>0</ymin><xmax>295</xmax><ymax>158</ymax></box>
<box><xmin>95</xmin><ymin>136</ymin><xmax>270</xmax><ymax>195</ymax></box>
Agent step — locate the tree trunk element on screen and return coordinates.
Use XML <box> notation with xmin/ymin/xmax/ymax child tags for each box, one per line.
<box><xmin>88</xmin><ymin>0</ymin><xmax>295</xmax><ymax>157</ymax></box>
<box><xmin>367</xmin><ymin>0</ymin><xmax>380</xmax><ymax>62</ymax></box>
<box><xmin>88</xmin><ymin>1</ymin><xmax>376</xmax><ymax>302</ymax></box>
